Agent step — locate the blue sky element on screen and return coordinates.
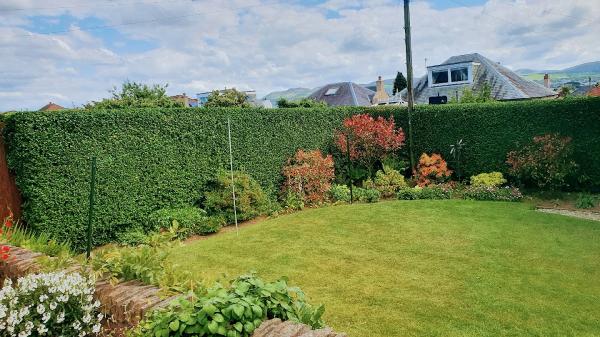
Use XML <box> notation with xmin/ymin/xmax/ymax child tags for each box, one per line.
<box><xmin>0</xmin><ymin>0</ymin><xmax>598</xmax><ymax>111</ymax></box>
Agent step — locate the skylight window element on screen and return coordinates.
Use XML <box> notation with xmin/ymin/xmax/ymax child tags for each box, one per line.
<box><xmin>432</xmin><ymin>70</ymin><xmax>448</xmax><ymax>84</ymax></box>
<box><xmin>324</xmin><ymin>87</ymin><xmax>339</xmax><ymax>96</ymax></box>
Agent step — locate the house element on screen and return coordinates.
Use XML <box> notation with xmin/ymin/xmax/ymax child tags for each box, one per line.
<box><xmin>308</xmin><ymin>82</ymin><xmax>375</xmax><ymax>107</ymax></box>
<box><xmin>588</xmin><ymin>87</ymin><xmax>600</xmax><ymax>97</ymax></box>
<box><xmin>170</xmin><ymin>93</ymin><xmax>198</xmax><ymax>107</ymax></box>
<box><xmin>39</xmin><ymin>102</ymin><xmax>65</xmax><ymax>111</ymax></box>
<box><xmin>403</xmin><ymin>53</ymin><xmax>556</xmax><ymax>104</ymax></box>
<box><xmin>196</xmin><ymin>89</ymin><xmax>258</xmax><ymax>107</ymax></box>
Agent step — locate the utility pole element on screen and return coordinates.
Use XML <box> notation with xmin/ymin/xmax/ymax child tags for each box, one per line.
<box><xmin>404</xmin><ymin>0</ymin><xmax>416</xmax><ymax>170</ymax></box>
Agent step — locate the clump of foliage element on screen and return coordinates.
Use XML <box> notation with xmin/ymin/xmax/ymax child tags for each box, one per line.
<box><xmin>352</xmin><ymin>187</ymin><xmax>381</xmax><ymax>203</ymax></box>
<box><xmin>0</xmin><ymin>211</ymin><xmax>14</xmax><ymax>261</ymax></box>
<box><xmin>281</xmin><ymin>149</ymin><xmax>335</xmax><ymax>206</ymax></box>
<box><xmin>148</xmin><ymin>207</ymin><xmax>223</xmax><ymax>239</ymax></box>
<box><xmin>415</xmin><ymin>153</ymin><xmax>452</xmax><ymax>187</ymax></box>
<box><xmin>507</xmin><ymin>133</ymin><xmax>578</xmax><ymax>190</ymax></box>
<box><xmin>392</xmin><ymin>71</ymin><xmax>407</xmax><ymax>95</ymax></box>
<box><xmin>363</xmin><ymin>166</ymin><xmax>407</xmax><ymax>198</ymax></box>
<box><xmin>85</xmin><ymin>81</ymin><xmax>183</xmax><ymax>109</ymax></box>
<box><xmin>470</xmin><ymin>172</ymin><xmax>507</xmax><ymax>187</ymax></box>
<box><xmin>0</xmin><ymin>272</ymin><xmax>102</xmax><ymax>336</ymax></box>
<box><xmin>276</xmin><ymin>98</ymin><xmax>327</xmax><ymax>108</ymax></box>
<box><xmin>116</xmin><ymin>227</ymin><xmax>150</xmax><ymax>246</ymax></box>
<box><xmin>575</xmin><ymin>194</ymin><xmax>597</xmax><ymax>209</ymax></box>
<box><xmin>329</xmin><ymin>184</ymin><xmax>351</xmax><ymax>203</ymax></box>
<box><xmin>336</xmin><ymin>114</ymin><xmax>405</xmax><ymax>177</ymax></box>
<box><xmin>449</xmin><ymin>83</ymin><xmax>494</xmax><ymax>104</ymax></box>
<box><xmin>203</xmin><ymin>171</ymin><xmax>270</xmax><ymax>224</ymax></box>
<box><xmin>462</xmin><ymin>186</ymin><xmax>523</xmax><ymax>202</ymax></box>
<box><xmin>132</xmin><ymin>274</ymin><xmax>325</xmax><ymax>337</ymax></box>
<box><xmin>204</xmin><ymin>89</ymin><xmax>251</xmax><ymax>108</ymax></box>
<box><xmin>418</xmin><ymin>185</ymin><xmax>453</xmax><ymax>200</ymax></box>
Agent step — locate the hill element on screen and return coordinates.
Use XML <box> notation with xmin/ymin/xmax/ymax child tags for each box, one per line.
<box><xmin>263</xmin><ymin>87</ymin><xmax>315</xmax><ymax>103</ymax></box>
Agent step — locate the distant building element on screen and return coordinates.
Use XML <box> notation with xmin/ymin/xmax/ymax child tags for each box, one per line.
<box><xmin>371</xmin><ymin>76</ymin><xmax>390</xmax><ymax>105</ymax></box>
<box><xmin>403</xmin><ymin>53</ymin><xmax>557</xmax><ymax>104</ymax></box>
<box><xmin>588</xmin><ymin>87</ymin><xmax>600</xmax><ymax>97</ymax></box>
<box><xmin>170</xmin><ymin>93</ymin><xmax>198</xmax><ymax>107</ymax></box>
<box><xmin>39</xmin><ymin>102</ymin><xmax>65</xmax><ymax>111</ymax></box>
<box><xmin>309</xmin><ymin>82</ymin><xmax>375</xmax><ymax>107</ymax></box>
<box><xmin>196</xmin><ymin>89</ymin><xmax>258</xmax><ymax>107</ymax></box>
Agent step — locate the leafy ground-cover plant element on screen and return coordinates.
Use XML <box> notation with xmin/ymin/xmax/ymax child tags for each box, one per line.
<box><xmin>336</xmin><ymin>114</ymin><xmax>405</xmax><ymax>177</ymax></box>
<box><xmin>148</xmin><ymin>207</ymin><xmax>223</xmax><ymax>239</ymax></box>
<box><xmin>203</xmin><ymin>171</ymin><xmax>271</xmax><ymax>224</ymax></box>
<box><xmin>470</xmin><ymin>172</ymin><xmax>507</xmax><ymax>187</ymax></box>
<box><xmin>507</xmin><ymin>133</ymin><xmax>578</xmax><ymax>190</ymax></box>
<box><xmin>415</xmin><ymin>153</ymin><xmax>452</xmax><ymax>187</ymax></box>
<box><xmin>281</xmin><ymin>149</ymin><xmax>335</xmax><ymax>206</ymax></box>
<box><xmin>0</xmin><ymin>271</ymin><xmax>102</xmax><ymax>336</ymax></box>
<box><xmin>132</xmin><ymin>274</ymin><xmax>324</xmax><ymax>337</ymax></box>
<box><xmin>352</xmin><ymin>187</ymin><xmax>381</xmax><ymax>203</ymax></box>
<box><xmin>329</xmin><ymin>184</ymin><xmax>351</xmax><ymax>203</ymax></box>
<box><xmin>363</xmin><ymin>166</ymin><xmax>407</xmax><ymax>198</ymax></box>
<box><xmin>462</xmin><ymin>186</ymin><xmax>523</xmax><ymax>202</ymax></box>
<box><xmin>575</xmin><ymin>193</ymin><xmax>597</xmax><ymax>209</ymax></box>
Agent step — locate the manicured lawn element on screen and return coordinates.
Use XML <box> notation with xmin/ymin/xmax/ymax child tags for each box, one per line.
<box><xmin>168</xmin><ymin>200</ymin><xmax>600</xmax><ymax>337</ymax></box>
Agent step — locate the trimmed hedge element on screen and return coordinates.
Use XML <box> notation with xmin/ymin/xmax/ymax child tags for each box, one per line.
<box><xmin>3</xmin><ymin>98</ymin><xmax>600</xmax><ymax>249</ymax></box>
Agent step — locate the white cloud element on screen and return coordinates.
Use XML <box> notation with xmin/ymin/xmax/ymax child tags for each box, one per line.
<box><xmin>0</xmin><ymin>0</ymin><xmax>599</xmax><ymax>111</ymax></box>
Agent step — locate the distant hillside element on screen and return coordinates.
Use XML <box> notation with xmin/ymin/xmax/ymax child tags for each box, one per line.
<box><xmin>563</xmin><ymin>61</ymin><xmax>600</xmax><ymax>73</ymax></box>
<box><xmin>263</xmin><ymin>87</ymin><xmax>315</xmax><ymax>103</ymax></box>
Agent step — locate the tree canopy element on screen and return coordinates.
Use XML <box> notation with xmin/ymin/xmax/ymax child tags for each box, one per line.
<box><xmin>204</xmin><ymin>88</ymin><xmax>251</xmax><ymax>108</ymax></box>
<box><xmin>392</xmin><ymin>72</ymin><xmax>407</xmax><ymax>95</ymax></box>
<box><xmin>276</xmin><ymin>98</ymin><xmax>327</xmax><ymax>108</ymax></box>
<box><xmin>85</xmin><ymin>81</ymin><xmax>183</xmax><ymax>109</ymax></box>
<box><xmin>449</xmin><ymin>83</ymin><xmax>495</xmax><ymax>104</ymax></box>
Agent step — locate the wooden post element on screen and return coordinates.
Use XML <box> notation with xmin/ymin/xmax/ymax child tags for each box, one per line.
<box><xmin>404</xmin><ymin>0</ymin><xmax>416</xmax><ymax>170</ymax></box>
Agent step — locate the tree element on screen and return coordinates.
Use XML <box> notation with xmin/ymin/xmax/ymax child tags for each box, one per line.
<box><xmin>392</xmin><ymin>71</ymin><xmax>407</xmax><ymax>95</ymax></box>
<box><xmin>336</xmin><ymin>114</ymin><xmax>405</xmax><ymax>177</ymax></box>
<box><xmin>449</xmin><ymin>83</ymin><xmax>494</xmax><ymax>104</ymax></box>
<box><xmin>276</xmin><ymin>98</ymin><xmax>327</xmax><ymax>108</ymax></box>
<box><xmin>558</xmin><ymin>85</ymin><xmax>572</xmax><ymax>98</ymax></box>
<box><xmin>85</xmin><ymin>81</ymin><xmax>183</xmax><ymax>109</ymax></box>
<box><xmin>204</xmin><ymin>88</ymin><xmax>250</xmax><ymax>108</ymax></box>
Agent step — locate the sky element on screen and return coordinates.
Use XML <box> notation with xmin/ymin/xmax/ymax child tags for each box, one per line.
<box><xmin>0</xmin><ymin>0</ymin><xmax>598</xmax><ymax>111</ymax></box>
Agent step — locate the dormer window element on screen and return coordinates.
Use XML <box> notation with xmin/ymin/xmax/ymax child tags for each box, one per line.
<box><xmin>428</xmin><ymin>62</ymin><xmax>473</xmax><ymax>87</ymax></box>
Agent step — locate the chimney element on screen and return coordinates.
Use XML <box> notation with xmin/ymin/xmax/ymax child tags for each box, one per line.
<box><xmin>372</xmin><ymin>75</ymin><xmax>389</xmax><ymax>105</ymax></box>
<box><xmin>543</xmin><ymin>74</ymin><xmax>550</xmax><ymax>88</ymax></box>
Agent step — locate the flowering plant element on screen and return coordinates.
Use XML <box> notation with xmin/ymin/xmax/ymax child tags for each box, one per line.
<box><xmin>415</xmin><ymin>153</ymin><xmax>453</xmax><ymax>187</ymax></box>
<box><xmin>0</xmin><ymin>272</ymin><xmax>102</xmax><ymax>337</ymax></box>
<box><xmin>0</xmin><ymin>210</ymin><xmax>14</xmax><ymax>262</ymax></box>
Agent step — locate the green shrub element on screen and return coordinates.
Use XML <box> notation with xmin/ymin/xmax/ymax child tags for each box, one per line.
<box><xmin>3</xmin><ymin>98</ymin><xmax>599</xmax><ymax>249</ymax></box>
<box><xmin>281</xmin><ymin>190</ymin><xmax>304</xmax><ymax>211</ymax></box>
<box><xmin>418</xmin><ymin>186</ymin><xmax>452</xmax><ymax>200</ymax></box>
<box><xmin>575</xmin><ymin>194</ymin><xmax>597</xmax><ymax>209</ymax></box>
<box><xmin>329</xmin><ymin>184</ymin><xmax>351</xmax><ymax>203</ymax></box>
<box><xmin>352</xmin><ymin>187</ymin><xmax>381</xmax><ymax>203</ymax></box>
<box><xmin>462</xmin><ymin>186</ymin><xmax>523</xmax><ymax>202</ymax></box>
<box><xmin>148</xmin><ymin>207</ymin><xmax>221</xmax><ymax>238</ymax></box>
<box><xmin>117</xmin><ymin>227</ymin><xmax>150</xmax><ymax>246</ymax></box>
<box><xmin>396</xmin><ymin>188</ymin><xmax>421</xmax><ymax>200</ymax></box>
<box><xmin>364</xmin><ymin>167</ymin><xmax>407</xmax><ymax>198</ymax></box>
<box><xmin>133</xmin><ymin>274</ymin><xmax>325</xmax><ymax>337</ymax></box>
<box><xmin>202</xmin><ymin>171</ymin><xmax>270</xmax><ymax>224</ymax></box>
<box><xmin>470</xmin><ymin>172</ymin><xmax>507</xmax><ymax>187</ymax></box>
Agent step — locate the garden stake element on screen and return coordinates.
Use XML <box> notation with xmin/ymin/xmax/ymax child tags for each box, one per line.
<box><xmin>227</xmin><ymin>118</ymin><xmax>239</xmax><ymax>235</ymax></box>
<box><xmin>345</xmin><ymin>133</ymin><xmax>353</xmax><ymax>204</ymax></box>
<box><xmin>86</xmin><ymin>156</ymin><xmax>97</xmax><ymax>259</ymax></box>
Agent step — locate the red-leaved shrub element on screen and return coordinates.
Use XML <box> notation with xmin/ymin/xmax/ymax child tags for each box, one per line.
<box><xmin>282</xmin><ymin>149</ymin><xmax>335</xmax><ymax>205</ymax></box>
<box><xmin>506</xmin><ymin>133</ymin><xmax>577</xmax><ymax>189</ymax></box>
<box><xmin>0</xmin><ymin>210</ymin><xmax>13</xmax><ymax>261</ymax></box>
<box><xmin>336</xmin><ymin>114</ymin><xmax>405</xmax><ymax>174</ymax></box>
<box><xmin>415</xmin><ymin>153</ymin><xmax>453</xmax><ymax>187</ymax></box>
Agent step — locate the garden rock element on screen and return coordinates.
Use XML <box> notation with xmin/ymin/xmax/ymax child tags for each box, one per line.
<box><xmin>253</xmin><ymin>318</ymin><xmax>347</xmax><ymax>337</ymax></box>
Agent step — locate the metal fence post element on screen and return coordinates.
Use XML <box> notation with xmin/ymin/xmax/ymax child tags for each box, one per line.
<box><xmin>86</xmin><ymin>156</ymin><xmax>97</xmax><ymax>259</ymax></box>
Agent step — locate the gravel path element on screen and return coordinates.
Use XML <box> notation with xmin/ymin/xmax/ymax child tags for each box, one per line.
<box><xmin>537</xmin><ymin>208</ymin><xmax>600</xmax><ymax>222</ymax></box>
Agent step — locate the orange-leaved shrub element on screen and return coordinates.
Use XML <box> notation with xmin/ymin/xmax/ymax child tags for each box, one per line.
<box><xmin>282</xmin><ymin>149</ymin><xmax>335</xmax><ymax>205</ymax></box>
<box><xmin>415</xmin><ymin>153</ymin><xmax>453</xmax><ymax>187</ymax></box>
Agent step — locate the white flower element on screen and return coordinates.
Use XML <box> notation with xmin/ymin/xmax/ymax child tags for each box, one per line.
<box><xmin>49</xmin><ymin>302</ymin><xmax>57</xmax><ymax>310</ymax></box>
<box><xmin>37</xmin><ymin>324</ymin><xmax>48</xmax><ymax>334</ymax></box>
<box><xmin>56</xmin><ymin>311</ymin><xmax>65</xmax><ymax>323</ymax></box>
<box><xmin>36</xmin><ymin>303</ymin><xmax>45</xmax><ymax>314</ymax></box>
<box><xmin>92</xmin><ymin>323</ymin><xmax>101</xmax><ymax>333</ymax></box>
<box><xmin>42</xmin><ymin>311</ymin><xmax>51</xmax><ymax>323</ymax></box>
<box><xmin>72</xmin><ymin>320</ymin><xmax>81</xmax><ymax>331</ymax></box>
<box><xmin>39</xmin><ymin>294</ymin><xmax>48</xmax><ymax>302</ymax></box>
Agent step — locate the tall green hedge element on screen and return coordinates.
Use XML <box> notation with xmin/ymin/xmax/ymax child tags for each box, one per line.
<box><xmin>3</xmin><ymin>98</ymin><xmax>599</xmax><ymax>249</ymax></box>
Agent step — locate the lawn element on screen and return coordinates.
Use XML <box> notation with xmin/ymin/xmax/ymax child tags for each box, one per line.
<box><xmin>167</xmin><ymin>200</ymin><xmax>600</xmax><ymax>337</ymax></box>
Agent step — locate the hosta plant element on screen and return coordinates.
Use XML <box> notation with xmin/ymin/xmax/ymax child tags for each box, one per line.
<box><xmin>0</xmin><ymin>272</ymin><xmax>102</xmax><ymax>337</ymax></box>
<box><xmin>132</xmin><ymin>274</ymin><xmax>325</xmax><ymax>337</ymax></box>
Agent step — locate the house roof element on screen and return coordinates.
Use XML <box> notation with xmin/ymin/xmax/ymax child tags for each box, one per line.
<box><xmin>405</xmin><ymin>53</ymin><xmax>556</xmax><ymax>103</ymax></box>
<box><xmin>39</xmin><ymin>102</ymin><xmax>65</xmax><ymax>111</ymax></box>
<box><xmin>588</xmin><ymin>87</ymin><xmax>600</xmax><ymax>97</ymax></box>
<box><xmin>308</xmin><ymin>82</ymin><xmax>375</xmax><ymax>107</ymax></box>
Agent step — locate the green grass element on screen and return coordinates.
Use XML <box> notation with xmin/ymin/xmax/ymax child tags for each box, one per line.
<box><xmin>168</xmin><ymin>200</ymin><xmax>600</xmax><ymax>337</ymax></box>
